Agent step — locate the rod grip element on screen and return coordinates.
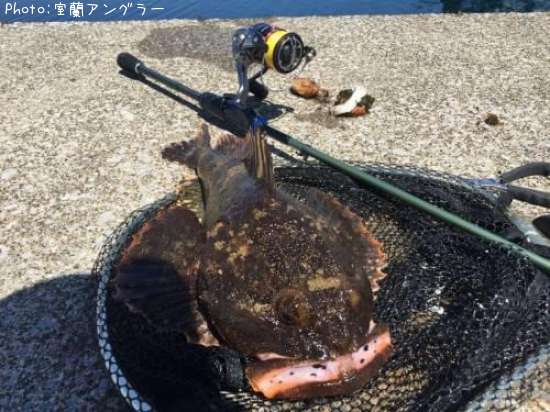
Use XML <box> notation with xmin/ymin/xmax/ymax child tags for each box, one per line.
<box><xmin>117</xmin><ymin>52</ymin><xmax>143</xmax><ymax>74</ymax></box>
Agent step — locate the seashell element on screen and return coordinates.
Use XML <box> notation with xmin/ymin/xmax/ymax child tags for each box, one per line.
<box><xmin>333</xmin><ymin>87</ymin><xmax>375</xmax><ymax>117</ymax></box>
<box><xmin>291</xmin><ymin>77</ymin><xmax>321</xmax><ymax>99</ymax></box>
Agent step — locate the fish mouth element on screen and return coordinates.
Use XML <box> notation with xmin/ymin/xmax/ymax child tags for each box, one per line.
<box><xmin>245</xmin><ymin>323</ymin><xmax>392</xmax><ymax>400</ymax></box>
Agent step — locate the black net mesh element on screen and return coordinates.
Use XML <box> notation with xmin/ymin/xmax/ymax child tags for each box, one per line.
<box><xmin>93</xmin><ymin>163</ymin><xmax>550</xmax><ymax>412</ymax></box>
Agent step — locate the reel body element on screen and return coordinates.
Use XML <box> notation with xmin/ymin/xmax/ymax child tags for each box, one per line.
<box><xmin>231</xmin><ymin>23</ymin><xmax>315</xmax><ymax>108</ymax></box>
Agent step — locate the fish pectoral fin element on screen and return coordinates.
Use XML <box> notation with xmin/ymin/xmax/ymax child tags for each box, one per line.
<box><xmin>120</xmin><ymin>205</ymin><xmax>205</xmax><ymax>268</ymax></box>
<box><xmin>114</xmin><ymin>259</ymin><xmax>200</xmax><ymax>331</ymax></box>
<box><xmin>300</xmin><ymin>187</ymin><xmax>387</xmax><ymax>294</ymax></box>
<box><xmin>114</xmin><ymin>205</ymin><xmax>209</xmax><ymax>337</ymax></box>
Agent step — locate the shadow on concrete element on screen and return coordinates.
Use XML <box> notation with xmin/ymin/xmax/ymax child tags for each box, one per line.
<box><xmin>137</xmin><ymin>24</ymin><xmax>235</xmax><ymax>71</ymax></box>
<box><xmin>119</xmin><ymin>70</ymin><xmax>294</xmax><ymax>161</ymax></box>
<box><xmin>136</xmin><ymin>20</ymin><xmax>277</xmax><ymax>71</ymax></box>
<box><xmin>0</xmin><ymin>273</ymin><xmax>130</xmax><ymax>411</ymax></box>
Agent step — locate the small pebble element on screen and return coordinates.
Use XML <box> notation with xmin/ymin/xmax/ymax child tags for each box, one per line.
<box><xmin>484</xmin><ymin>112</ymin><xmax>500</xmax><ymax>126</ymax></box>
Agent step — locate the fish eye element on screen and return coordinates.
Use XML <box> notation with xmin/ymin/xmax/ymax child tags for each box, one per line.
<box><xmin>274</xmin><ymin>288</ymin><xmax>311</xmax><ymax>328</ymax></box>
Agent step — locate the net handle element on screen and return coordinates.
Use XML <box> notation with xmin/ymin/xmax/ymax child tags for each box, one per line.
<box><xmin>499</xmin><ymin>162</ymin><xmax>550</xmax><ymax>209</ymax></box>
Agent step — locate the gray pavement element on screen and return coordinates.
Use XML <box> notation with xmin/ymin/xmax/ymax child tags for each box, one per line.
<box><xmin>0</xmin><ymin>12</ymin><xmax>549</xmax><ymax>410</ymax></box>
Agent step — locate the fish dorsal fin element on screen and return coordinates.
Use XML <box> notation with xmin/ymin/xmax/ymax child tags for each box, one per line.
<box><xmin>213</xmin><ymin>132</ymin><xmax>252</xmax><ymax>162</ymax></box>
<box><xmin>248</xmin><ymin>127</ymin><xmax>273</xmax><ymax>184</ymax></box>
<box><xmin>213</xmin><ymin>127</ymin><xmax>273</xmax><ymax>184</ymax></box>
<box><xmin>300</xmin><ymin>187</ymin><xmax>387</xmax><ymax>295</ymax></box>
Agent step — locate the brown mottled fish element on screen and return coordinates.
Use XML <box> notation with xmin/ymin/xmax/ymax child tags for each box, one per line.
<box><xmin>114</xmin><ymin>124</ymin><xmax>391</xmax><ymax>400</ymax></box>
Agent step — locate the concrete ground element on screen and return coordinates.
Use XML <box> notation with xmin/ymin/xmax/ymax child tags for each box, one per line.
<box><xmin>1</xmin><ymin>12</ymin><xmax>549</xmax><ymax>411</ymax></box>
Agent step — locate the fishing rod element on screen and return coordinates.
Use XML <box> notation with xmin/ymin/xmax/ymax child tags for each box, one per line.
<box><xmin>116</xmin><ymin>23</ymin><xmax>550</xmax><ymax>273</ymax></box>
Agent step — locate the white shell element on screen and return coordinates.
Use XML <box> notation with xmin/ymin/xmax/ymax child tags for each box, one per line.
<box><xmin>333</xmin><ymin>86</ymin><xmax>368</xmax><ymax>116</ymax></box>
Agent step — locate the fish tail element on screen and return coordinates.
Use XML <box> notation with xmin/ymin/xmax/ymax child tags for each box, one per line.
<box><xmin>161</xmin><ymin>124</ymin><xmax>213</xmax><ymax>169</ymax></box>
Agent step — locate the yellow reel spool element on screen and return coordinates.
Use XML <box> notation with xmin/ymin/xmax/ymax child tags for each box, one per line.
<box><xmin>264</xmin><ymin>29</ymin><xmax>289</xmax><ymax>70</ymax></box>
<box><xmin>263</xmin><ymin>28</ymin><xmax>305</xmax><ymax>74</ymax></box>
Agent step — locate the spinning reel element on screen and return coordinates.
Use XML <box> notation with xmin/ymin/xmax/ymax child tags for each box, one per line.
<box><xmin>231</xmin><ymin>23</ymin><xmax>316</xmax><ymax>108</ymax></box>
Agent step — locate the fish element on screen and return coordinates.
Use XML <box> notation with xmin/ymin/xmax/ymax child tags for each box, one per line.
<box><xmin>114</xmin><ymin>124</ymin><xmax>391</xmax><ymax>400</ymax></box>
